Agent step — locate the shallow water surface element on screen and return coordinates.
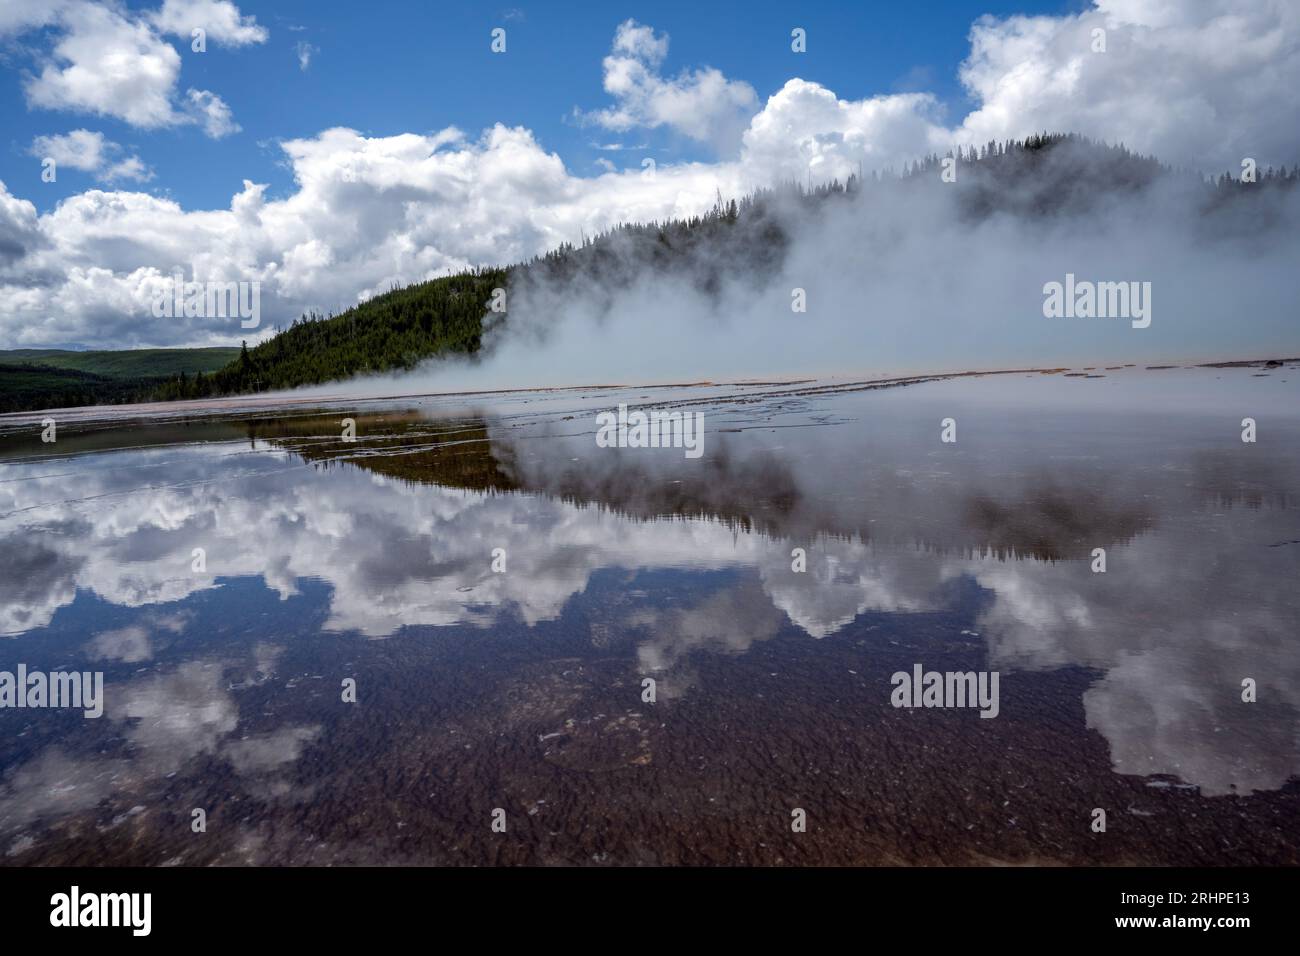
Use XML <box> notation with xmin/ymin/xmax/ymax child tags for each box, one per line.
<box><xmin>1</xmin><ymin>368</ymin><xmax>1297</xmax><ymax>865</ymax></box>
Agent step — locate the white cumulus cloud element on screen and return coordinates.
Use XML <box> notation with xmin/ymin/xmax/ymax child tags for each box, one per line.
<box><xmin>149</xmin><ymin>0</ymin><xmax>268</xmax><ymax>46</ymax></box>
<box><xmin>577</xmin><ymin>19</ymin><xmax>759</xmax><ymax>153</ymax></box>
<box><xmin>5</xmin><ymin>0</ymin><xmax>263</xmax><ymax>137</ymax></box>
<box><xmin>29</xmin><ymin>129</ymin><xmax>154</xmax><ymax>183</ymax></box>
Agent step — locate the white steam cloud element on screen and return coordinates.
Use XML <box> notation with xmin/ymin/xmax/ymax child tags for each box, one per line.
<box><xmin>324</xmin><ymin>141</ymin><xmax>1300</xmax><ymax>397</ymax></box>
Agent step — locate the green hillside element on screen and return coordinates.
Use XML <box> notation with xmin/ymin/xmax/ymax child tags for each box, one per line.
<box><xmin>0</xmin><ymin>347</ymin><xmax>239</xmax><ymax>413</ymax></box>
<box><xmin>4</xmin><ymin>347</ymin><xmax>238</xmax><ymax>378</ymax></box>
<box><xmin>151</xmin><ymin>269</ymin><xmax>508</xmax><ymax>401</ymax></box>
<box><xmin>0</xmin><ymin>364</ymin><xmax>156</xmax><ymax>413</ymax></box>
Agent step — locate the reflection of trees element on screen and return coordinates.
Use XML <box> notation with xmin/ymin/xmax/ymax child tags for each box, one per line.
<box><xmin>1185</xmin><ymin>449</ymin><xmax>1297</xmax><ymax>511</ymax></box>
<box><xmin>959</xmin><ymin>489</ymin><xmax>1154</xmax><ymax>562</ymax></box>
<box><xmin>259</xmin><ymin>412</ymin><xmax>1168</xmax><ymax>563</ymax></box>
<box><xmin>245</xmin><ymin>412</ymin><xmax>519</xmax><ymax>493</ymax></box>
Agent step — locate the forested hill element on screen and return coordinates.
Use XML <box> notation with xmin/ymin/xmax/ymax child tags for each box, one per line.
<box><xmin>152</xmin><ymin>269</ymin><xmax>509</xmax><ymax>400</ymax></box>
<box><xmin>14</xmin><ymin>133</ymin><xmax>1299</xmax><ymax>410</ymax></box>
<box><xmin>0</xmin><ymin>348</ymin><xmax>237</xmax><ymax>414</ymax></box>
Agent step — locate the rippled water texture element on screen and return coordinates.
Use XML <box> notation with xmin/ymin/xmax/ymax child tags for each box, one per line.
<box><xmin>1</xmin><ymin>367</ymin><xmax>1297</xmax><ymax>864</ymax></box>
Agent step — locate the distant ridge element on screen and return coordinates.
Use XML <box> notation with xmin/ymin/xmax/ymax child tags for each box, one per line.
<box><xmin>0</xmin><ymin>348</ymin><xmax>238</xmax><ymax>413</ymax></box>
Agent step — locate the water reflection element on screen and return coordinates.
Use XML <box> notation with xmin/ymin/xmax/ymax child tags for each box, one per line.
<box><xmin>1</xmin><ymin>370</ymin><xmax>1297</xmax><ymax>863</ymax></box>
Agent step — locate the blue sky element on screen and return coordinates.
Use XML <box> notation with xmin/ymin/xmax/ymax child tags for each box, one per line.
<box><xmin>2</xmin><ymin>0</ymin><xmax>1079</xmax><ymax>213</ymax></box>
